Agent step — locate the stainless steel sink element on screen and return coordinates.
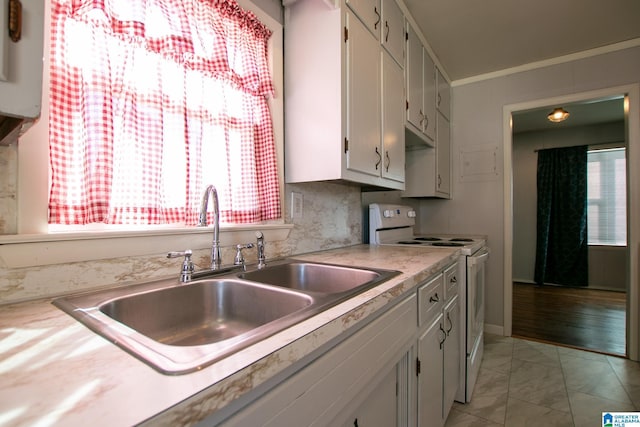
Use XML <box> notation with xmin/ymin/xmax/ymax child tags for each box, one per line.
<box><xmin>240</xmin><ymin>261</ymin><xmax>381</xmax><ymax>294</ymax></box>
<box><xmin>53</xmin><ymin>260</ymin><xmax>399</xmax><ymax>374</ymax></box>
<box><xmin>99</xmin><ymin>279</ymin><xmax>314</xmax><ymax>346</ymax></box>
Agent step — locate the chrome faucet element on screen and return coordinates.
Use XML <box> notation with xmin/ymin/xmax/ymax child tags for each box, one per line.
<box><xmin>256</xmin><ymin>231</ymin><xmax>266</xmax><ymax>269</ymax></box>
<box><xmin>198</xmin><ymin>185</ymin><xmax>221</xmax><ymax>270</ymax></box>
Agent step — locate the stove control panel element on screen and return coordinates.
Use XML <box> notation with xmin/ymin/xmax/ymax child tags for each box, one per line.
<box><xmin>370</xmin><ymin>204</ymin><xmax>416</xmax><ymax>229</ymax></box>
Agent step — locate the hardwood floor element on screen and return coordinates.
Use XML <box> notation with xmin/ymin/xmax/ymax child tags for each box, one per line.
<box><xmin>512</xmin><ymin>282</ymin><xmax>627</xmax><ymax>356</ymax></box>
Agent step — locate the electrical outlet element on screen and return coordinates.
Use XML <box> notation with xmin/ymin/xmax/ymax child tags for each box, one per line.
<box><xmin>291</xmin><ymin>192</ymin><xmax>303</xmax><ymax>219</ymax></box>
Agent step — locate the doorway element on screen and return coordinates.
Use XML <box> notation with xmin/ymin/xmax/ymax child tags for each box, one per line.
<box><xmin>510</xmin><ymin>97</ymin><xmax>627</xmax><ymax>355</ymax></box>
<box><xmin>502</xmin><ymin>84</ymin><xmax>640</xmax><ymax>361</ymax></box>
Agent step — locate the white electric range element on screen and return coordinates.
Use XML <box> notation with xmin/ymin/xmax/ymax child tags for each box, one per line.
<box><xmin>368</xmin><ymin>203</ymin><xmax>489</xmax><ymax>403</ymax></box>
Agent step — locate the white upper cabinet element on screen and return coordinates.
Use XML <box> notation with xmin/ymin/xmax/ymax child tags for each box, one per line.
<box><xmin>345</xmin><ymin>10</ymin><xmax>382</xmax><ymax>178</ymax></box>
<box><xmin>284</xmin><ymin>0</ymin><xmax>404</xmax><ymax>190</ymax></box>
<box><xmin>381</xmin><ymin>0</ymin><xmax>404</xmax><ymax>66</ymax></box>
<box><xmin>382</xmin><ymin>51</ymin><xmax>405</xmax><ymax>183</ymax></box>
<box><xmin>436</xmin><ymin>67</ymin><xmax>451</xmax><ymax>120</ymax></box>
<box><xmin>346</xmin><ymin>0</ymin><xmax>381</xmax><ymax>39</ymax></box>
<box><xmin>405</xmin><ymin>22</ymin><xmax>435</xmax><ymax>146</ymax></box>
<box><xmin>0</xmin><ymin>0</ymin><xmax>45</xmax><ymax>144</ymax></box>
<box><xmin>0</xmin><ymin>0</ymin><xmax>44</xmax><ymax>119</ymax></box>
<box><xmin>436</xmin><ymin>112</ymin><xmax>451</xmax><ymax>196</ymax></box>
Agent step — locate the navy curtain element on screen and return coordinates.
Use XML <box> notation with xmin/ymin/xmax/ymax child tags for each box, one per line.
<box><xmin>534</xmin><ymin>145</ymin><xmax>588</xmax><ymax>286</ymax></box>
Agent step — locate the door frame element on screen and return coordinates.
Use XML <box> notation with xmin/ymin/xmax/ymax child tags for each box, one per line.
<box><xmin>502</xmin><ymin>84</ymin><xmax>640</xmax><ymax>361</ymax></box>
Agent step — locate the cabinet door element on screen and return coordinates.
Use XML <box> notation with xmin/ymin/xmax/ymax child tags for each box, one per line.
<box><xmin>436</xmin><ymin>112</ymin><xmax>450</xmax><ymax>196</ymax></box>
<box><xmin>417</xmin><ymin>314</ymin><xmax>445</xmax><ymax>427</ymax></box>
<box><xmin>422</xmin><ymin>52</ymin><xmax>436</xmax><ymax>142</ymax></box>
<box><xmin>405</xmin><ymin>23</ymin><xmax>423</xmax><ymax>135</ymax></box>
<box><xmin>0</xmin><ymin>0</ymin><xmax>44</xmax><ymax>119</ymax></box>
<box><xmin>381</xmin><ymin>0</ymin><xmax>404</xmax><ymax>66</ymax></box>
<box><xmin>382</xmin><ymin>51</ymin><xmax>405</xmax><ymax>183</ymax></box>
<box><xmin>341</xmin><ymin>365</ymin><xmax>397</xmax><ymax>427</ymax></box>
<box><xmin>436</xmin><ymin>67</ymin><xmax>450</xmax><ymax>120</ymax></box>
<box><xmin>443</xmin><ymin>295</ymin><xmax>460</xmax><ymax>420</ymax></box>
<box><xmin>346</xmin><ymin>0</ymin><xmax>381</xmax><ymax>38</ymax></box>
<box><xmin>345</xmin><ymin>11</ymin><xmax>381</xmax><ymax>178</ymax></box>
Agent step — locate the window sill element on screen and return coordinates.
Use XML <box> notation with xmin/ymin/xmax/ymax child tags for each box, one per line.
<box><xmin>0</xmin><ymin>224</ymin><xmax>293</xmax><ymax>268</ymax></box>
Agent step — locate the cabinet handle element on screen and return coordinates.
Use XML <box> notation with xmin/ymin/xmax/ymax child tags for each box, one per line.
<box><xmin>437</xmin><ymin>92</ymin><xmax>442</xmax><ymax>107</ymax></box>
<box><xmin>8</xmin><ymin>0</ymin><xmax>22</xmax><ymax>42</ymax></box>
<box><xmin>385</xmin><ymin>21</ymin><xmax>390</xmax><ymax>43</ymax></box>
<box><xmin>354</xmin><ymin>418</ymin><xmax>359</xmax><ymax>427</ymax></box>
<box><xmin>446</xmin><ymin>312</ymin><xmax>453</xmax><ymax>336</ymax></box>
<box><xmin>374</xmin><ymin>7</ymin><xmax>380</xmax><ymax>29</ymax></box>
<box><xmin>385</xmin><ymin>151</ymin><xmax>390</xmax><ymax>172</ymax></box>
<box><xmin>450</xmin><ymin>276</ymin><xmax>457</xmax><ymax>284</ymax></box>
<box><xmin>419</xmin><ymin>109</ymin><xmax>424</xmax><ymax>126</ymax></box>
<box><xmin>424</xmin><ymin>114</ymin><xmax>429</xmax><ymax>131</ymax></box>
<box><xmin>439</xmin><ymin>323</ymin><xmax>446</xmax><ymax>349</ymax></box>
<box><xmin>429</xmin><ymin>292</ymin><xmax>439</xmax><ymax>303</ymax></box>
<box><xmin>375</xmin><ymin>147</ymin><xmax>381</xmax><ymax>170</ymax></box>
<box><xmin>437</xmin><ymin>174</ymin><xmax>442</xmax><ymax>188</ymax></box>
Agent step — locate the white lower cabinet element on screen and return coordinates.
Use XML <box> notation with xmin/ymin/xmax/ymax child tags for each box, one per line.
<box><xmin>218</xmin><ymin>294</ymin><xmax>417</xmax><ymax>426</ymax></box>
<box><xmin>417</xmin><ymin>312</ymin><xmax>445</xmax><ymax>427</ymax></box>
<box><xmin>416</xmin><ymin>263</ymin><xmax>460</xmax><ymax>427</ymax></box>
<box><xmin>337</xmin><ymin>363</ymin><xmax>398</xmax><ymax>427</ymax></box>
<box><xmin>443</xmin><ymin>294</ymin><xmax>461</xmax><ymax>420</ymax></box>
<box><xmin>213</xmin><ymin>262</ymin><xmax>461</xmax><ymax>427</ymax></box>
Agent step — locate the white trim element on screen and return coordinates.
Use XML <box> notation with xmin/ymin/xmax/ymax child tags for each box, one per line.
<box><xmin>484</xmin><ymin>323</ymin><xmax>503</xmax><ymax>336</ymax></box>
<box><xmin>0</xmin><ymin>224</ymin><xmax>293</xmax><ymax>268</ymax></box>
<box><xmin>453</xmin><ymin>38</ymin><xmax>640</xmax><ymax>88</ymax></box>
<box><xmin>503</xmin><ymin>84</ymin><xmax>640</xmax><ymax>361</ymax></box>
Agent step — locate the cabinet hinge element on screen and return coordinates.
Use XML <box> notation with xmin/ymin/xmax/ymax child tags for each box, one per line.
<box><xmin>405</xmin><ymin>31</ymin><xmax>408</xmax><ymax>41</ymax></box>
<box><xmin>416</xmin><ymin>358</ymin><xmax>421</xmax><ymax>376</ymax></box>
<box><xmin>406</xmin><ymin>100</ymin><xmax>409</xmax><ymax>111</ymax></box>
<box><xmin>344</xmin><ymin>137</ymin><xmax>349</xmax><ymax>153</ymax></box>
<box><xmin>344</xmin><ymin>26</ymin><xmax>348</xmax><ymax>42</ymax></box>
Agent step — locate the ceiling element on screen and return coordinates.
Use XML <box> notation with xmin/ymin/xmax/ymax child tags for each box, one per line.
<box><xmin>512</xmin><ymin>97</ymin><xmax>625</xmax><ymax>134</ymax></box>
<box><xmin>403</xmin><ymin>0</ymin><xmax>640</xmax><ymax>82</ymax></box>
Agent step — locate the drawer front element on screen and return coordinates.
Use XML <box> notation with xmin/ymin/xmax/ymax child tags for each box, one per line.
<box><xmin>444</xmin><ymin>262</ymin><xmax>459</xmax><ymax>301</ymax></box>
<box><xmin>418</xmin><ymin>273</ymin><xmax>444</xmax><ymax>327</ymax></box>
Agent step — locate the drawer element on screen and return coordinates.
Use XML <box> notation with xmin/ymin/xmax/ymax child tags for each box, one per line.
<box><xmin>417</xmin><ymin>273</ymin><xmax>444</xmax><ymax>327</ymax></box>
<box><xmin>444</xmin><ymin>262</ymin><xmax>460</xmax><ymax>301</ymax></box>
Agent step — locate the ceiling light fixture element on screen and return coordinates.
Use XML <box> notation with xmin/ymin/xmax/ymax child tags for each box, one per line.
<box><xmin>547</xmin><ymin>107</ymin><xmax>570</xmax><ymax>123</ymax></box>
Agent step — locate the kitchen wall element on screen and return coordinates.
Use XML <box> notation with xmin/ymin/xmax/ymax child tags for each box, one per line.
<box><xmin>418</xmin><ymin>44</ymin><xmax>640</xmax><ymax>331</ymax></box>
<box><xmin>512</xmin><ymin>121</ymin><xmax>627</xmax><ymax>291</ymax></box>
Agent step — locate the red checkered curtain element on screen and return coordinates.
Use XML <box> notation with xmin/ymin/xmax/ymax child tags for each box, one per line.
<box><xmin>48</xmin><ymin>0</ymin><xmax>281</xmax><ymax>225</ymax></box>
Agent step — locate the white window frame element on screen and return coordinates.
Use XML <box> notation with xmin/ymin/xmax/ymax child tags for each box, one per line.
<box><xmin>1</xmin><ymin>0</ymin><xmax>290</xmax><ymax>268</ymax></box>
<box><xmin>587</xmin><ymin>146</ymin><xmax>627</xmax><ymax>246</ymax></box>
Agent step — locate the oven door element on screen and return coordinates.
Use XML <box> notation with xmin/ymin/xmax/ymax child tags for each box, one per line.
<box><xmin>466</xmin><ymin>247</ymin><xmax>489</xmax><ymax>352</ymax></box>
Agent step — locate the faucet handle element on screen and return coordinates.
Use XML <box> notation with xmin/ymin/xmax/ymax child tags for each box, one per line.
<box><xmin>167</xmin><ymin>250</ymin><xmax>195</xmax><ymax>283</ymax></box>
<box><xmin>255</xmin><ymin>231</ymin><xmax>266</xmax><ymax>269</ymax></box>
<box><xmin>234</xmin><ymin>243</ymin><xmax>254</xmax><ymax>267</ymax></box>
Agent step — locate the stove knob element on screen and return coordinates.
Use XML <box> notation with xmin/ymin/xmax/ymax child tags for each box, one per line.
<box><xmin>407</xmin><ymin>210</ymin><xmax>416</xmax><ymax>218</ymax></box>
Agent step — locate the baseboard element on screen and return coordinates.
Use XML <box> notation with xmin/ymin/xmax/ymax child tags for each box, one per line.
<box><xmin>484</xmin><ymin>323</ymin><xmax>504</xmax><ymax>336</ymax></box>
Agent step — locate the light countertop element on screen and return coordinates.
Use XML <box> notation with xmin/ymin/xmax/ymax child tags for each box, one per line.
<box><xmin>0</xmin><ymin>244</ymin><xmax>458</xmax><ymax>426</ymax></box>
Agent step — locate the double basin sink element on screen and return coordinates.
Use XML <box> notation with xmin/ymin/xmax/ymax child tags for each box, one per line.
<box><xmin>53</xmin><ymin>259</ymin><xmax>400</xmax><ymax>374</ymax></box>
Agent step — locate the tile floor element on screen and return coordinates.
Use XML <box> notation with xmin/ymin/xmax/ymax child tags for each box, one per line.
<box><xmin>445</xmin><ymin>335</ymin><xmax>640</xmax><ymax>427</ymax></box>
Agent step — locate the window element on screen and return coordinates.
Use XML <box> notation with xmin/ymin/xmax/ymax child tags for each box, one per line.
<box><xmin>587</xmin><ymin>147</ymin><xmax>627</xmax><ymax>245</ymax></box>
<box><xmin>46</xmin><ymin>0</ymin><xmax>281</xmax><ymax>229</ymax></box>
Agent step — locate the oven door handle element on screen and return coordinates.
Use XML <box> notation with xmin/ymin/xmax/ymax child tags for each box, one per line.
<box><xmin>468</xmin><ymin>247</ymin><xmax>490</xmax><ymax>266</ymax></box>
